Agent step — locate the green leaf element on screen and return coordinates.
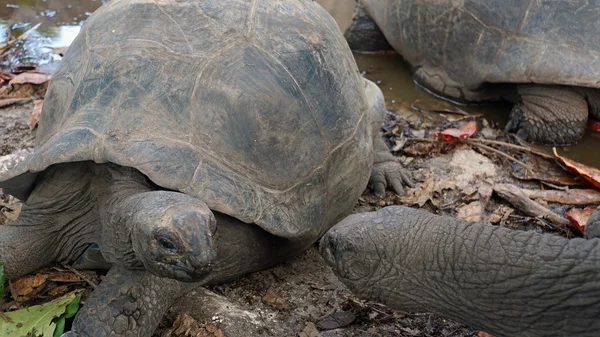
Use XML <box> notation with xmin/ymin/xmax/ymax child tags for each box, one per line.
<box><xmin>0</xmin><ymin>292</ymin><xmax>81</xmax><ymax>337</ymax></box>
<box><xmin>0</xmin><ymin>262</ymin><xmax>5</xmax><ymax>297</ymax></box>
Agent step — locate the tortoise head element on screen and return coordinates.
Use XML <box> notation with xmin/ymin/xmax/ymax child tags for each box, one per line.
<box><xmin>130</xmin><ymin>192</ymin><xmax>217</xmax><ymax>282</ymax></box>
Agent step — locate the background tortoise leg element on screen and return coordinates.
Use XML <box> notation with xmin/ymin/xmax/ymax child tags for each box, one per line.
<box><xmin>505</xmin><ymin>85</ymin><xmax>588</xmax><ymax>146</ymax></box>
<box><xmin>0</xmin><ymin>163</ymin><xmax>98</xmax><ymax>279</ymax></box>
<box><xmin>344</xmin><ymin>0</ymin><xmax>391</xmax><ymax>52</ymax></box>
<box><xmin>65</xmin><ymin>213</ymin><xmax>313</xmax><ymax>336</ymax></box>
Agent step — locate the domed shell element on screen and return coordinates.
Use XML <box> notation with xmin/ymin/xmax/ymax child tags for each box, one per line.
<box><xmin>364</xmin><ymin>0</ymin><xmax>600</xmax><ymax>91</ymax></box>
<box><xmin>1</xmin><ymin>0</ymin><xmax>374</xmax><ymax>238</ymax></box>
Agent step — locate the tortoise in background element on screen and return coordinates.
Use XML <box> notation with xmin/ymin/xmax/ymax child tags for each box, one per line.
<box><xmin>346</xmin><ymin>0</ymin><xmax>600</xmax><ymax>146</ymax></box>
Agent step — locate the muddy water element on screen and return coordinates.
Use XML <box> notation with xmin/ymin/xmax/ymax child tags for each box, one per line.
<box><xmin>316</xmin><ymin>0</ymin><xmax>600</xmax><ymax>169</ymax></box>
<box><xmin>1</xmin><ymin>0</ymin><xmax>597</xmax><ymax>167</ymax></box>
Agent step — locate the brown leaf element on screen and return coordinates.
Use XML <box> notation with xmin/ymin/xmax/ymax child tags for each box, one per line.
<box><xmin>172</xmin><ymin>313</ymin><xmax>203</xmax><ymax>336</ymax></box>
<box><xmin>478</xmin><ymin>332</ymin><xmax>495</xmax><ymax>337</ymax></box>
<box><xmin>553</xmin><ymin>148</ymin><xmax>600</xmax><ymax>189</ymax></box>
<box><xmin>9</xmin><ymin>72</ymin><xmax>51</xmax><ymax>85</ymax></box>
<box><xmin>566</xmin><ymin>207</ymin><xmax>596</xmax><ymax>234</ymax></box>
<box><xmin>47</xmin><ymin>271</ymin><xmax>82</xmax><ymax>283</ymax></box>
<box><xmin>298</xmin><ymin>323</ymin><xmax>322</xmax><ymax>337</ymax></box>
<box><xmin>493</xmin><ymin>184</ymin><xmax>570</xmax><ymax>227</ymax></box>
<box><xmin>511</xmin><ymin>154</ymin><xmax>580</xmax><ymax>187</ymax></box>
<box><xmin>399</xmin><ymin>175</ymin><xmax>436</xmax><ymax>207</ymax></box>
<box><xmin>456</xmin><ymin>201</ymin><xmax>483</xmax><ymax>222</ymax></box>
<box><xmin>262</xmin><ymin>289</ymin><xmax>290</xmax><ymax>310</ymax></box>
<box><xmin>11</xmin><ymin>274</ymin><xmax>48</xmax><ymax>296</ymax></box>
<box><xmin>47</xmin><ymin>284</ymin><xmax>70</xmax><ymax>297</ymax></box>
<box><xmin>27</xmin><ymin>99</ymin><xmax>43</xmax><ymax>130</ymax></box>
<box><xmin>435</xmin><ymin>121</ymin><xmax>477</xmax><ymax>141</ymax></box>
<box><xmin>410</xmin><ymin>97</ymin><xmax>468</xmax><ymax>115</ymax></box>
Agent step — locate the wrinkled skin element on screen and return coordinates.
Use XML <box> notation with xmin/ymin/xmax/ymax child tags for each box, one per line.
<box><xmin>0</xmin><ymin>162</ymin><xmax>217</xmax><ymax>282</ymax></box>
<box><xmin>347</xmin><ymin>0</ymin><xmax>600</xmax><ymax>145</ymax></box>
<box><xmin>320</xmin><ymin>206</ymin><xmax>600</xmax><ymax>337</ymax></box>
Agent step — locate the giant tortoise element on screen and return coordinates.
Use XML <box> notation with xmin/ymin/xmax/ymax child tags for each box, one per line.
<box><xmin>321</xmin><ymin>206</ymin><xmax>600</xmax><ymax>337</ymax></box>
<box><xmin>346</xmin><ymin>0</ymin><xmax>600</xmax><ymax>146</ymax></box>
<box><xmin>0</xmin><ymin>0</ymin><xmax>412</xmax><ymax>335</ymax></box>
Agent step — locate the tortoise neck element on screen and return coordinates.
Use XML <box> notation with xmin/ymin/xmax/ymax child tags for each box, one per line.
<box><xmin>98</xmin><ymin>164</ymin><xmax>156</xmax><ymax>268</ymax></box>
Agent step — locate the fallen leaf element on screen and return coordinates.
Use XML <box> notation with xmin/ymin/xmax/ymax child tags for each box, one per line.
<box><xmin>434</xmin><ymin>121</ymin><xmax>477</xmax><ymax>141</ymax></box>
<box><xmin>566</xmin><ymin>208</ymin><xmax>596</xmax><ymax>234</ymax></box>
<box><xmin>410</xmin><ymin>97</ymin><xmax>468</xmax><ymax>116</ymax></box>
<box><xmin>9</xmin><ymin>72</ymin><xmax>51</xmax><ymax>85</ymax></box>
<box><xmin>47</xmin><ymin>271</ymin><xmax>81</xmax><ymax>283</ymax></box>
<box><xmin>298</xmin><ymin>323</ymin><xmax>321</xmax><ymax>337</ymax></box>
<box><xmin>172</xmin><ymin>313</ymin><xmax>203</xmax><ymax>336</ymax></box>
<box><xmin>27</xmin><ymin>99</ymin><xmax>43</xmax><ymax>130</ymax></box>
<box><xmin>587</xmin><ymin>121</ymin><xmax>600</xmax><ymax>132</ymax></box>
<box><xmin>11</xmin><ymin>274</ymin><xmax>48</xmax><ymax>297</ymax></box>
<box><xmin>553</xmin><ymin>148</ymin><xmax>600</xmax><ymax>189</ymax></box>
<box><xmin>0</xmin><ymin>291</ymin><xmax>80</xmax><ymax>337</ymax></box>
<box><xmin>456</xmin><ymin>201</ymin><xmax>483</xmax><ymax>222</ymax></box>
<box><xmin>262</xmin><ymin>289</ymin><xmax>290</xmax><ymax>310</ymax></box>
<box><xmin>511</xmin><ymin>154</ymin><xmax>580</xmax><ymax>187</ymax></box>
<box><xmin>399</xmin><ymin>175</ymin><xmax>436</xmax><ymax>207</ymax></box>
<box><xmin>478</xmin><ymin>332</ymin><xmax>495</xmax><ymax>337</ymax></box>
<box><xmin>47</xmin><ymin>285</ymin><xmax>70</xmax><ymax>297</ymax></box>
<box><xmin>488</xmin><ymin>205</ymin><xmax>514</xmax><ymax>224</ymax></box>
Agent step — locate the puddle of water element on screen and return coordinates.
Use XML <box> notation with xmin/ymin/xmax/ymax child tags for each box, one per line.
<box><xmin>317</xmin><ymin>0</ymin><xmax>600</xmax><ymax>169</ymax></box>
<box><xmin>0</xmin><ymin>0</ymin><xmax>104</xmax><ymax>67</ymax></box>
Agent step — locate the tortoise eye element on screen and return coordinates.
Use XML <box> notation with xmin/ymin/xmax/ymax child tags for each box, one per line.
<box><xmin>156</xmin><ymin>236</ymin><xmax>178</xmax><ymax>252</ymax></box>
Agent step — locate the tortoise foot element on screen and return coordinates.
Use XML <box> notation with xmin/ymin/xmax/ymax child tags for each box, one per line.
<box><xmin>505</xmin><ymin>85</ymin><xmax>587</xmax><ymax>146</ymax></box>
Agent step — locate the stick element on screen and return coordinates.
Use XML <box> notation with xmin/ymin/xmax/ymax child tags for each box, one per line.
<box><xmin>61</xmin><ymin>264</ymin><xmax>97</xmax><ymax>289</ymax></box>
<box><xmin>493</xmin><ymin>184</ymin><xmax>570</xmax><ymax>227</ymax></box>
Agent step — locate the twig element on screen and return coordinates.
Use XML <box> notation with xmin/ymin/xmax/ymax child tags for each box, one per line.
<box><xmin>465</xmin><ymin>138</ymin><xmax>555</xmax><ymax>159</ymax></box>
<box><xmin>470</xmin><ymin>142</ymin><xmax>534</xmax><ymax>171</ymax></box>
<box><xmin>0</xmin><ymin>23</ymin><xmax>41</xmax><ymax>52</ymax></box>
<box><xmin>61</xmin><ymin>264</ymin><xmax>97</xmax><ymax>289</ymax></box>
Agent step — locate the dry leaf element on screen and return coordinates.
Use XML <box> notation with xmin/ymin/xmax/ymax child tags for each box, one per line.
<box><xmin>553</xmin><ymin>148</ymin><xmax>600</xmax><ymax>189</ymax></box>
<box><xmin>262</xmin><ymin>289</ymin><xmax>290</xmax><ymax>310</ymax></box>
<box><xmin>11</xmin><ymin>274</ymin><xmax>48</xmax><ymax>296</ymax></box>
<box><xmin>478</xmin><ymin>332</ymin><xmax>495</xmax><ymax>337</ymax></box>
<box><xmin>434</xmin><ymin>121</ymin><xmax>477</xmax><ymax>141</ymax></box>
<box><xmin>456</xmin><ymin>202</ymin><xmax>483</xmax><ymax>222</ymax></box>
<box><xmin>27</xmin><ymin>99</ymin><xmax>43</xmax><ymax>130</ymax></box>
<box><xmin>511</xmin><ymin>154</ymin><xmax>580</xmax><ymax>187</ymax></box>
<box><xmin>47</xmin><ymin>284</ymin><xmax>70</xmax><ymax>297</ymax></box>
<box><xmin>9</xmin><ymin>72</ymin><xmax>51</xmax><ymax>85</ymax></box>
<box><xmin>47</xmin><ymin>271</ymin><xmax>81</xmax><ymax>283</ymax></box>
<box><xmin>566</xmin><ymin>208</ymin><xmax>596</xmax><ymax>234</ymax></box>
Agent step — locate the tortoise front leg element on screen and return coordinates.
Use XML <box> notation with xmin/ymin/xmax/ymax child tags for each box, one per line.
<box><xmin>363</xmin><ymin>78</ymin><xmax>414</xmax><ymax>197</ymax></box>
<box><xmin>0</xmin><ymin>163</ymin><xmax>98</xmax><ymax>279</ymax></box>
<box><xmin>64</xmin><ymin>266</ymin><xmax>197</xmax><ymax>337</ymax></box>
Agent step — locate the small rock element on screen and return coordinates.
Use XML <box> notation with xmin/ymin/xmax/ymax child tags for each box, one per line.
<box><xmin>316</xmin><ymin>311</ymin><xmax>356</xmax><ymax>330</ymax></box>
